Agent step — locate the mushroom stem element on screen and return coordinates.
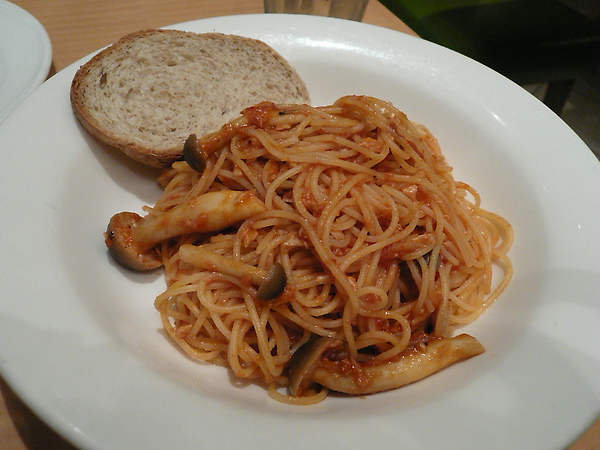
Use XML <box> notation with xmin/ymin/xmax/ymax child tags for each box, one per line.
<box><xmin>195</xmin><ymin>115</ymin><xmax>250</xmax><ymax>156</ymax></box>
<box><xmin>178</xmin><ymin>244</ymin><xmax>287</xmax><ymax>300</ymax></box>
<box><xmin>132</xmin><ymin>190</ymin><xmax>266</xmax><ymax>250</ymax></box>
<box><xmin>179</xmin><ymin>244</ymin><xmax>265</xmax><ymax>284</ymax></box>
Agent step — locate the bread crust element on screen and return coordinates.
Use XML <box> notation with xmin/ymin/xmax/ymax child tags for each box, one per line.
<box><xmin>70</xmin><ymin>29</ymin><xmax>310</xmax><ymax>167</ymax></box>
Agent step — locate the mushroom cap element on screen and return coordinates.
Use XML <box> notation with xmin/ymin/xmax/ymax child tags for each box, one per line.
<box><xmin>183</xmin><ymin>133</ymin><xmax>207</xmax><ymax>173</ymax></box>
<box><xmin>256</xmin><ymin>262</ymin><xmax>287</xmax><ymax>301</ymax></box>
<box><xmin>104</xmin><ymin>211</ymin><xmax>163</xmax><ymax>271</ymax></box>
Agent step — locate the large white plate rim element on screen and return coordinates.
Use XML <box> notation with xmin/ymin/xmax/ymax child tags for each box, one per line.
<box><xmin>0</xmin><ymin>14</ymin><xmax>599</xmax><ymax>450</ymax></box>
<box><xmin>0</xmin><ymin>0</ymin><xmax>52</xmax><ymax>122</ymax></box>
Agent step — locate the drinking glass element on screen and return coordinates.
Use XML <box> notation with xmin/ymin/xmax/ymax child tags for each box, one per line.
<box><xmin>264</xmin><ymin>0</ymin><xmax>369</xmax><ymax>21</ymax></box>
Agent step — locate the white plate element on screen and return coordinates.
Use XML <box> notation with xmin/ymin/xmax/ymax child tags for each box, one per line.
<box><xmin>0</xmin><ymin>0</ymin><xmax>52</xmax><ymax>122</ymax></box>
<box><xmin>1</xmin><ymin>14</ymin><xmax>599</xmax><ymax>450</ymax></box>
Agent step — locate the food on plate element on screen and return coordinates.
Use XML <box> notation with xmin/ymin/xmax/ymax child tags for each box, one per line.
<box><xmin>105</xmin><ymin>190</ymin><xmax>266</xmax><ymax>271</ymax></box>
<box><xmin>105</xmin><ymin>95</ymin><xmax>513</xmax><ymax>404</ymax></box>
<box><xmin>70</xmin><ymin>29</ymin><xmax>310</xmax><ymax>167</ymax></box>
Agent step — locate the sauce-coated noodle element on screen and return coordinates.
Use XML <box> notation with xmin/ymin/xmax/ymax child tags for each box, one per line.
<box><xmin>145</xmin><ymin>96</ymin><xmax>513</xmax><ymax>403</ymax></box>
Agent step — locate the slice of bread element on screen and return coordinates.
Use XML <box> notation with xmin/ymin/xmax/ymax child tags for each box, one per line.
<box><xmin>70</xmin><ymin>29</ymin><xmax>310</xmax><ymax>167</ymax></box>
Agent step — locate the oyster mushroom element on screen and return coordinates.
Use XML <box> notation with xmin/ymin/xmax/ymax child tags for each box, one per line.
<box><xmin>182</xmin><ymin>103</ymin><xmax>287</xmax><ymax>173</ymax></box>
<box><xmin>182</xmin><ymin>114</ymin><xmax>252</xmax><ymax>173</ymax></box>
<box><xmin>288</xmin><ymin>334</ymin><xmax>485</xmax><ymax>397</ymax></box>
<box><xmin>105</xmin><ymin>190</ymin><xmax>266</xmax><ymax>271</ymax></box>
<box><xmin>178</xmin><ymin>244</ymin><xmax>287</xmax><ymax>301</ymax></box>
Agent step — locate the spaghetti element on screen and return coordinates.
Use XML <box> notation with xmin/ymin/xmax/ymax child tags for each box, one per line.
<box><xmin>136</xmin><ymin>95</ymin><xmax>512</xmax><ymax>403</ymax></box>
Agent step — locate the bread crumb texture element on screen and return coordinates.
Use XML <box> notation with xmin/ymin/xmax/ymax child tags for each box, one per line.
<box><xmin>71</xmin><ymin>29</ymin><xmax>310</xmax><ymax>166</ymax></box>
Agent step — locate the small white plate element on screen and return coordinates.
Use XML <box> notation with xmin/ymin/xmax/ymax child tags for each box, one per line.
<box><xmin>0</xmin><ymin>14</ymin><xmax>599</xmax><ymax>450</ymax></box>
<box><xmin>0</xmin><ymin>0</ymin><xmax>52</xmax><ymax>122</ymax></box>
